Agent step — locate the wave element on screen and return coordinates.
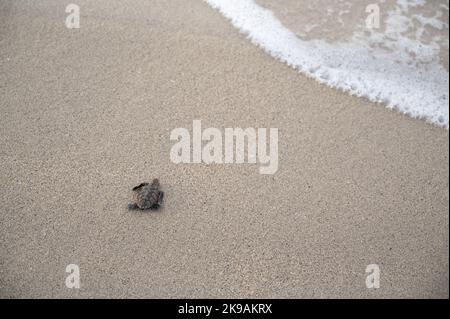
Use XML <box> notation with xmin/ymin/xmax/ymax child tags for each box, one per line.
<box><xmin>205</xmin><ymin>0</ymin><xmax>449</xmax><ymax>128</ymax></box>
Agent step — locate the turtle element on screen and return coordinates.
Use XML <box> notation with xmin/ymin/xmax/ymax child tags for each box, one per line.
<box><xmin>128</xmin><ymin>178</ymin><xmax>164</xmax><ymax>210</ymax></box>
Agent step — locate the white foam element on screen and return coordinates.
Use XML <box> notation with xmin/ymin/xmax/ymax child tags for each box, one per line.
<box><xmin>205</xmin><ymin>0</ymin><xmax>449</xmax><ymax>128</ymax></box>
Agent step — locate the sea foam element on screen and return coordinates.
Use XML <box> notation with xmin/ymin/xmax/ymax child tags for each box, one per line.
<box><xmin>205</xmin><ymin>0</ymin><xmax>449</xmax><ymax>128</ymax></box>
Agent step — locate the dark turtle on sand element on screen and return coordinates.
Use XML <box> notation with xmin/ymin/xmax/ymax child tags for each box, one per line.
<box><xmin>128</xmin><ymin>178</ymin><xmax>164</xmax><ymax>210</ymax></box>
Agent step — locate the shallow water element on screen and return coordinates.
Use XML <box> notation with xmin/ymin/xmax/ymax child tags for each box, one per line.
<box><xmin>257</xmin><ymin>0</ymin><xmax>449</xmax><ymax>70</ymax></box>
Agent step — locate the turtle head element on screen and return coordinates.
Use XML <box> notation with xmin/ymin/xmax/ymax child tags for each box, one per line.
<box><xmin>151</xmin><ymin>178</ymin><xmax>160</xmax><ymax>188</ymax></box>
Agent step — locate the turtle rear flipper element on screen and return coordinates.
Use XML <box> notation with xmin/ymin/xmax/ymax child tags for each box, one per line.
<box><xmin>128</xmin><ymin>203</ymin><xmax>139</xmax><ymax>210</ymax></box>
<box><xmin>149</xmin><ymin>191</ymin><xmax>164</xmax><ymax>209</ymax></box>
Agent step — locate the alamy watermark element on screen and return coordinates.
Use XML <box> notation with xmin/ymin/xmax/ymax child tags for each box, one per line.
<box><xmin>170</xmin><ymin>120</ymin><xmax>279</xmax><ymax>175</ymax></box>
<box><xmin>365</xmin><ymin>4</ymin><xmax>380</xmax><ymax>29</ymax></box>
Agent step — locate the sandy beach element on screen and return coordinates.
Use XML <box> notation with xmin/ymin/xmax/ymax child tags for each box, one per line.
<box><xmin>0</xmin><ymin>0</ymin><xmax>448</xmax><ymax>298</ymax></box>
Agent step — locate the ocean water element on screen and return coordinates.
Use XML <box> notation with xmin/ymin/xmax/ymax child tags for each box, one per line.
<box><xmin>205</xmin><ymin>0</ymin><xmax>449</xmax><ymax>128</ymax></box>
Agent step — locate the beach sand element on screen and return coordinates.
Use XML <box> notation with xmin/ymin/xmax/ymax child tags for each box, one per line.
<box><xmin>0</xmin><ymin>0</ymin><xmax>448</xmax><ymax>298</ymax></box>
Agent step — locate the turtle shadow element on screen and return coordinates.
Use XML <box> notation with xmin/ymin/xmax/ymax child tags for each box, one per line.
<box><xmin>127</xmin><ymin>205</ymin><xmax>165</xmax><ymax>217</ymax></box>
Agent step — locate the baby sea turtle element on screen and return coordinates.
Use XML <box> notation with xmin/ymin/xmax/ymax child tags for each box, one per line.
<box><xmin>128</xmin><ymin>178</ymin><xmax>164</xmax><ymax>210</ymax></box>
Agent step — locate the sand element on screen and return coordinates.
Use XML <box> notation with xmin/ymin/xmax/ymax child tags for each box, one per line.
<box><xmin>0</xmin><ymin>0</ymin><xmax>448</xmax><ymax>298</ymax></box>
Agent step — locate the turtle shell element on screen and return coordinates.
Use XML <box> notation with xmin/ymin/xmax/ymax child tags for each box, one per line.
<box><xmin>132</xmin><ymin>181</ymin><xmax>163</xmax><ymax>210</ymax></box>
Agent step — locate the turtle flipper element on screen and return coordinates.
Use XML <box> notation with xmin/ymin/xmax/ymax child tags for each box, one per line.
<box><xmin>149</xmin><ymin>191</ymin><xmax>164</xmax><ymax>210</ymax></box>
<box><xmin>158</xmin><ymin>191</ymin><xmax>164</xmax><ymax>205</ymax></box>
<box><xmin>132</xmin><ymin>183</ymin><xmax>149</xmax><ymax>191</ymax></box>
<box><xmin>128</xmin><ymin>203</ymin><xmax>139</xmax><ymax>210</ymax></box>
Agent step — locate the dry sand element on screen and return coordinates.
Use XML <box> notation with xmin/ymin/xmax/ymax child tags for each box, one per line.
<box><xmin>0</xmin><ymin>0</ymin><xmax>448</xmax><ymax>298</ymax></box>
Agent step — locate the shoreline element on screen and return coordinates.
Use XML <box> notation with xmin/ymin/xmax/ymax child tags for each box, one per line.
<box><xmin>0</xmin><ymin>0</ymin><xmax>448</xmax><ymax>298</ymax></box>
